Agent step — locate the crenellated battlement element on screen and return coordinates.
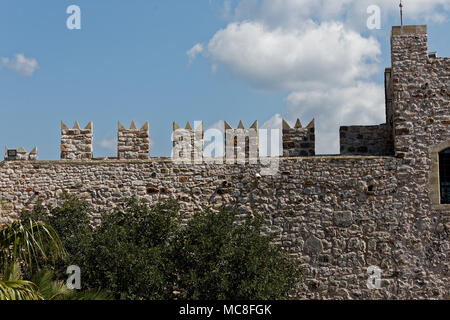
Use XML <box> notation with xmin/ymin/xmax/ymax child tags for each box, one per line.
<box><xmin>61</xmin><ymin>121</ymin><xmax>93</xmax><ymax>160</ymax></box>
<box><xmin>282</xmin><ymin>118</ymin><xmax>315</xmax><ymax>157</ymax></box>
<box><xmin>172</xmin><ymin>121</ymin><xmax>204</xmax><ymax>163</ymax></box>
<box><xmin>118</xmin><ymin>121</ymin><xmax>150</xmax><ymax>160</ymax></box>
<box><xmin>2</xmin><ymin>24</ymin><xmax>447</xmax><ymax>165</ymax></box>
<box><xmin>4</xmin><ymin>146</ymin><xmax>37</xmax><ymax>161</ymax></box>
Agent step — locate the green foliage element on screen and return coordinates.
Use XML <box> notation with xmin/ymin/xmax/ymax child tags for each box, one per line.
<box><xmin>0</xmin><ymin>261</ymin><xmax>110</xmax><ymax>300</ymax></box>
<box><xmin>19</xmin><ymin>194</ymin><xmax>91</xmax><ymax>280</ymax></box>
<box><xmin>25</xmin><ymin>196</ymin><xmax>179</xmax><ymax>299</ymax></box>
<box><xmin>0</xmin><ymin>279</ymin><xmax>41</xmax><ymax>300</ymax></box>
<box><xmin>0</xmin><ymin>262</ymin><xmax>41</xmax><ymax>300</ymax></box>
<box><xmin>31</xmin><ymin>268</ymin><xmax>72</xmax><ymax>300</ymax></box>
<box><xmin>0</xmin><ymin>194</ymin><xmax>110</xmax><ymax>300</ymax></box>
<box><xmin>21</xmin><ymin>193</ymin><xmax>92</xmax><ymax>258</ymax></box>
<box><xmin>78</xmin><ymin>199</ymin><xmax>179</xmax><ymax>300</ymax></box>
<box><xmin>0</xmin><ymin>216</ymin><xmax>69</xmax><ymax>300</ymax></box>
<box><xmin>172</xmin><ymin>208</ymin><xmax>302</xmax><ymax>300</ymax></box>
<box><xmin>20</xmin><ymin>195</ymin><xmax>302</xmax><ymax>300</ymax></box>
<box><xmin>31</xmin><ymin>268</ymin><xmax>110</xmax><ymax>300</ymax></box>
<box><xmin>0</xmin><ymin>218</ymin><xmax>65</xmax><ymax>271</ymax></box>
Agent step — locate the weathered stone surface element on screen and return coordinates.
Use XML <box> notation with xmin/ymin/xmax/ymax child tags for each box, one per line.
<box><xmin>118</xmin><ymin>121</ymin><xmax>149</xmax><ymax>159</ymax></box>
<box><xmin>340</xmin><ymin>124</ymin><xmax>394</xmax><ymax>156</ymax></box>
<box><xmin>334</xmin><ymin>211</ymin><xmax>353</xmax><ymax>227</ymax></box>
<box><xmin>1</xmin><ymin>154</ymin><xmax>446</xmax><ymax>300</ymax></box>
<box><xmin>61</xmin><ymin>122</ymin><xmax>92</xmax><ymax>160</ymax></box>
<box><xmin>304</xmin><ymin>236</ymin><xmax>323</xmax><ymax>255</ymax></box>
<box><xmin>283</xmin><ymin>119</ymin><xmax>315</xmax><ymax>157</ymax></box>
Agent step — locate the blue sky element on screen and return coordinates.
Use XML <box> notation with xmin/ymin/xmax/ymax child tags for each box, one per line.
<box><xmin>1</xmin><ymin>0</ymin><xmax>450</xmax><ymax>159</ymax></box>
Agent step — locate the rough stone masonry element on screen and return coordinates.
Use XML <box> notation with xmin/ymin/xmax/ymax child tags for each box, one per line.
<box><xmin>0</xmin><ymin>25</ymin><xmax>449</xmax><ymax>300</ymax></box>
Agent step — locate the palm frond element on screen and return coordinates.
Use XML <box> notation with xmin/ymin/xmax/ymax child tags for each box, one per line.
<box><xmin>0</xmin><ymin>218</ymin><xmax>66</xmax><ymax>268</ymax></box>
<box><xmin>31</xmin><ymin>268</ymin><xmax>110</xmax><ymax>300</ymax></box>
<box><xmin>0</xmin><ymin>279</ymin><xmax>42</xmax><ymax>300</ymax></box>
<box><xmin>3</xmin><ymin>262</ymin><xmax>22</xmax><ymax>281</ymax></box>
<box><xmin>31</xmin><ymin>269</ymin><xmax>71</xmax><ymax>300</ymax></box>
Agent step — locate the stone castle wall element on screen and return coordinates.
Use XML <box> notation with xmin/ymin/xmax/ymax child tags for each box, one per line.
<box><xmin>0</xmin><ymin>155</ymin><xmax>448</xmax><ymax>299</ymax></box>
<box><xmin>0</xmin><ymin>25</ymin><xmax>449</xmax><ymax>300</ymax></box>
<box><xmin>340</xmin><ymin>124</ymin><xmax>394</xmax><ymax>156</ymax></box>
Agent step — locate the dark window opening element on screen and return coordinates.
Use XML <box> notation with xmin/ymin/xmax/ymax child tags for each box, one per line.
<box><xmin>439</xmin><ymin>148</ymin><xmax>450</xmax><ymax>204</ymax></box>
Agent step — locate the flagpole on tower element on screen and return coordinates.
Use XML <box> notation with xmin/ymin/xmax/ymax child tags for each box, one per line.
<box><xmin>399</xmin><ymin>0</ymin><xmax>404</xmax><ymax>26</ymax></box>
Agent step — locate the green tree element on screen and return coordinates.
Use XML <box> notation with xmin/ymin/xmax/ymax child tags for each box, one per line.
<box><xmin>21</xmin><ymin>195</ymin><xmax>302</xmax><ymax>300</ymax></box>
<box><xmin>172</xmin><ymin>208</ymin><xmax>302</xmax><ymax>300</ymax></box>
<box><xmin>29</xmin><ymin>196</ymin><xmax>179</xmax><ymax>299</ymax></box>
<box><xmin>80</xmin><ymin>199</ymin><xmax>179</xmax><ymax>299</ymax></box>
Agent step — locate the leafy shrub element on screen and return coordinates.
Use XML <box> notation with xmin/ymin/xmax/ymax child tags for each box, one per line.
<box><xmin>20</xmin><ymin>194</ymin><xmax>92</xmax><ymax>279</ymax></box>
<box><xmin>172</xmin><ymin>208</ymin><xmax>302</xmax><ymax>300</ymax></box>
<box><xmin>22</xmin><ymin>195</ymin><xmax>302</xmax><ymax>300</ymax></box>
<box><xmin>79</xmin><ymin>199</ymin><xmax>179</xmax><ymax>299</ymax></box>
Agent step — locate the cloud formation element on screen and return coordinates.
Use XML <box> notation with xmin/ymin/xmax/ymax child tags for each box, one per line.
<box><xmin>233</xmin><ymin>0</ymin><xmax>450</xmax><ymax>27</ymax></box>
<box><xmin>205</xmin><ymin>21</ymin><xmax>380</xmax><ymax>90</ymax></box>
<box><xmin>1</xmin><ymin>53</ymin><xmax>39</xmax><ymax>77</ymax></box>
<box><xmin>187</xmin><ymin>43</ymin><xmax>204</xmax><ymax>66</ymax></box>
<box><xmin>196</xmin><ymin>0</ymin><xmax>450</xmax><ymax>154</ymax></box>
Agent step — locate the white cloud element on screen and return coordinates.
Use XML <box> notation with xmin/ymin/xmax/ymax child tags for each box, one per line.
<box><xmin>206</xmin><ymin>21</ymin><xmax>380</xmax><ymax>91</ymax></box>
<box><xmin>261</xmin><ymin>113</ymin><xmax>282</xmax><ymax>130</ymax></box>
<box><xmin>1</xmin><ymin>53</ymin><xmax>39</xmax><ymax>77</ymax></box>
<box><xmin>99</xmin><ymin>138</ymin><xmax>116</xmax><ymax>153</ymax></box>
<box><xmin>187</xmin><ymin>43</ymin><xmax>204</xmax><ymax>66</ymax></box>
<box><xmin>258</xmin><ymin>83</ymin><xmax>385</xmax><ymax>155</ymax></box>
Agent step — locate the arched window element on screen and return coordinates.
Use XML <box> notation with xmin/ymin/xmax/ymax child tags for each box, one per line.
<box><xmin>440</xmin><ymin>148</ymin><xmax>450</xmax><ymax>204</ymax></box>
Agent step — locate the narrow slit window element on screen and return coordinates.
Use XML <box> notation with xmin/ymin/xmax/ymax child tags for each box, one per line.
<box><xmin>439</xmin><ymin>148</ymin><xmax>450</xmax><ymax>204</ymax></box>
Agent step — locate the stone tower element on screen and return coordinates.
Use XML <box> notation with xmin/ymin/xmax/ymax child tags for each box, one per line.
<box><xmin>61</xmin><ymin>121</ymin><xmax>93</xmax><ymax>160</ymax></box>
<box><xmin>224</xmin><ymin>120</ymin><xmax>258</xmax><ymax>163</ymax></box>
<box><xmin>389</xmin><ymin>25</ymin><xmax>450</xmax><ymax>207</ymax></box>
<box><xmin>387</xmin><ymin>25</ymin><xmax>450</xmax><ymax>297</ymax></box>
<box><xmin>117</xmin><ymin>121</ymin><xmax>150</xmax><ymax>159</ymax></box>
<box><xmin>282</xmin><ymin>118</ymin><xmax>315</xmax><ymax>157</ymax></box>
